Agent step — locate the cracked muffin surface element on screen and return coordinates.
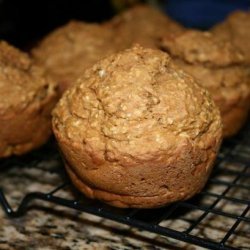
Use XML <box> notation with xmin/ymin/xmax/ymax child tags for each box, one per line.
<box><xmin>52</xmin><ymin>45</ymin><xmax>222</xmax><ymax>208</ymax></box>
<box><xmin>0</xmin><ymin>41</ymin><xmax>58</xmax><ymax>157</ymax></box>
<box><xmin>32</xmin><ymin>21</ymin><xmax>121</xmax><ymax>94</ymax></box>
<box><xmin>160</xmin><ymin>30</ymin><xmax>250</xmax><ymax>137</ymax></box>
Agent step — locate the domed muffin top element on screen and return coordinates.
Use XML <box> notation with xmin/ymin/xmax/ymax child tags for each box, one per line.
<box><xmin>53</xmin><ymin>45</ymin><xmax>221</xmax><ymax>164</ymax></box>
<box><xmin>32</xmin><ymin>21</ymin><xmax>120</xmax><ymax>88</ymax></box>
<box><xmin>160</xmin><ymin>30</ymin><xmax>244</xmax><ymax>66</ymax></box>
<box><xmin>0</xmin><ymin>41</ymin><xmax>56</xmax><ymax>114</ymax></box>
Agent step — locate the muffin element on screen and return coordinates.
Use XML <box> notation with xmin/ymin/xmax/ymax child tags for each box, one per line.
<box><xmin>106</xmin><ymin>4</ymin><xmax>184</xmax><ymax>49</ymax></box>
<box><xmin>160</xmin><ymin>30</ymin><xmax>250</xmax><ymax>137</ymax></box>
<box><xmin>211</xmin><ymin>11</ymin><xmax>250</xmax><ymax>63</ymax></box>
<box><xmin>52</xmin><ymin>45</ymin><xmax>222</xmax><ymax>208</ymax></box>
<box><xmin>0</xmin><ymin>41</ymin><xmax>58</xmax><ymax>158</ymax></box>
<box><xmin>32</xmin><ymin>21</ymin><xmax>121</xmax><ymax>94</ymax></box>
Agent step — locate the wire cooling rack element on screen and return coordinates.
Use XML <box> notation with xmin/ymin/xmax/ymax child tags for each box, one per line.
<box><xmin>0</xmin><ymin>123</ymin><xmax>249</xmax><ymax>250</ymax></box>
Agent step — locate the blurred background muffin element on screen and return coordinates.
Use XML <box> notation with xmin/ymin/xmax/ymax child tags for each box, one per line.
<box><xmin>160</xmin><ymin>30</ymin><xmax>250</xmax><ymax>137</ymax></box>
<box><xmin>32</xmin><ymin>3</ymin><xmax>184</xmax><ymax>94</ymax></box>
<box><xmin>211</xmin><ymin>11</ymin><xmax>250</xmax><ymax>63</ymax></box>
<box><xmin>105</xmin><ymin>4</ymin><xmax>184</xmax><ymax>49</ymax></box>
<box><xmin>32</xmin><ymin>21</ymin><xmax>121</xmax><ymax>94</ymax></box>
<box><xmin>0</xmin><ymin>41</ymin><xmax>58</xmax><ymax>157</ymax></box>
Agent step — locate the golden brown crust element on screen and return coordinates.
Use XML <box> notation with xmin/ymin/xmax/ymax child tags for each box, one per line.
<box><xmin>211</xmin><ymin>10</ymin><xmax>250</xmax><ymax>63</ymax></box>
<box><xmin>32</xmin><ymin>21</ymin><xmax>120</xmax><ymax>94</ymax></box>
<box><xmin>0</xmin><ymin>41</ymin><xmax>58</xmax><ymax>157</ymax></box>
<box><xmin>160</xmin><ymin>30</ymin><xmax>244</xmax><ymax>66</ymax></box>
<box><xmin>160</xmin><ymin>30</ymin><xmax>250</xmax><ymax>137</ymax></box>
<box><xmin>52</xmin><ymin>45</ymin><xmax>222</xmax><ymax>208</ymax></box>
<box><xmin>105</xmin><ymin>4</ymin><xmax>184</xmax><ymax>49</ymax></box>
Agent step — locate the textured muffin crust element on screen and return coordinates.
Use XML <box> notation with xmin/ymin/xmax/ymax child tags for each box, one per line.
<box><xmin>0</xmin><ymin>41</ymin><xmax>58</xmax><ymax>157</ymax></box>
<box><xmin>53</xmin><ymin>45</ymin><xmax>222</xmax><ymax>208</ymax></box>
<box><xmin>106</xmin><ymin>4</ymin><xmax>184</xmax><ymax>49</ymax></box>
<box><xmin>32</xmin><ymin>21</ymin><xmax>120</xmax><ymax>94</ymax></box>
<box><xmin>211</xmin><ymin>11</ymin><xmax>250</xmax><ymax>63</ymax></box>
<box><xmin>160</xmin><ymin>30</ymin><xmax>250</xmax><ymax>137</ymax></box>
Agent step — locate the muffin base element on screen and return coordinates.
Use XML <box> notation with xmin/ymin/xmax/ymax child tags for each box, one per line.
<box><xmin>64</xmin><ymin>139</ymin><xmax>217</xmax><ymax>209</ymax></box>
<box><xmin>65</xmin><ymin>162</ymin><xmax>204</xmax><ymax>208</ymax></box>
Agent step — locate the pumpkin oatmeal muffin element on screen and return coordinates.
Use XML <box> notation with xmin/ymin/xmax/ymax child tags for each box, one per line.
<box><xmin>32</xmin><ymin>21</ymin><xmax>121</xmax><ymax>94</ymax></box>
<box><xmin>0</xmin><ymin>41</ymin><xmax>58</xmax><ymax>157</ymax></box>
<box><xmin>52</xmin><ymin>45</ymin><xmax>222</xmax><ymax>208</ymax></box>
<box><xmin>160</xmin><ymin>30</ymin><xmax>250</xmax><ymax>137</ymax></box>
<box><xmin>212</xmin><ymin>10</ymin><xmax>250</xmax><ymax>63</ymax></box>
<box><xmin>106</xmin><ymin>4</ymin><xmax>184</xmax><ymax>49</ymax></box>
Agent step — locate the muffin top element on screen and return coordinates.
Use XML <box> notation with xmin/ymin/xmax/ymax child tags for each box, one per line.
<box><xmin>160</xmin><ymin>30</ymin><xmax>250</xmax><ymax>110</ymax></box>
<box><xmin>0</xmin><ymin>41</ymin><xmax>56</xmax><ymax>115</ymax></box>
<box><xmin>214</xmin><ymin>10</ymin><xmax>250</xmax><ymax>32</ymax></box>
<box><xmin>212</xmin><ymin>11</ymin><xmax>250</xmax><ymax>39</ymax></box>
<box><xmin>160</xmin><ymin>30</ymin><xmax>244</xmax><ymax>66</ymax></box>
<box><xmin>106</xmin><ymin>4</ymin><xmax>184</xmax><ymax>48</ymax></box>
<box><xmin>211</xmin><ymin>11</ymin><xmax>250</xmax><ymax>63</ymax></box>
<box><xmin>53</xmin><ymin>45</ymin><xmax>221</xmax><ymax>164</ymax></box>
<box><xmin>32</xmin><ymin>21</ymin><xmax>119</xmax><ymax>86</ymax></box>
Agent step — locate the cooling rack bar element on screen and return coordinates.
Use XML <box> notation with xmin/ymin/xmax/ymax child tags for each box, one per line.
<box><xmin>0</xmin><ymin>189</ymin><xmax>13</xmax><ymax>215</ymax></box>
<box><xmin>220</xmin><ymin>205</ymin><xmax>250</xmax><ymax>246</ymax></box>
<box><xmin>184</xmin><ymin>165</ymin><xmax>248</xmax><ymax>234</ymax></box>
<box><xmin>200</xmin><ymin>191</ymin><xmax>250</xmax><ymax>205</ymax></box>
<box><xmin>0</xmin><ymin>188</ymin><xmax>238</xmax><ymax>250</ymax></box>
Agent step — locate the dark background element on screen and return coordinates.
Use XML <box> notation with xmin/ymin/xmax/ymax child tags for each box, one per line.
<box><xmin>0</xmin><ymin>0</ymin><xmax>115</xmax><ymax>48</ymax></box>
<box><xmin>0</xmin><ymin>0</ymin><xmax>249</xmax><ymax>49</ymax></box>
<box><xmin>165</xmin><ymin>0</ymin><xmax>250</xmax><ymax>29</ymax></box>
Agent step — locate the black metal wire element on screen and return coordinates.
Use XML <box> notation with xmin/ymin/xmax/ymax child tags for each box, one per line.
<box><xmin>0</xmin><ymin>123</ymin><xmax>249</xmax><ymax>250</ymax></box>
<box><xmin>220</xmin><ymin>205</ymin><xmax>250</xmax><ymax>246</ymax></box>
